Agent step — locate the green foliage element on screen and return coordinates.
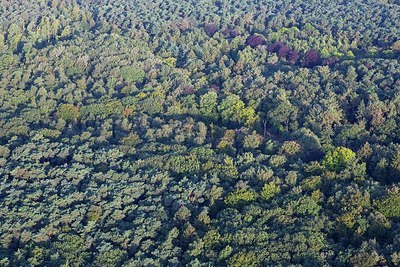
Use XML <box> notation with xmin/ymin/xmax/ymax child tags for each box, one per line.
<box><xmin>27</xmin><ymin>246</ymin><xmax>48</xmax><ymax>266</ymax></box>
<box><xmin>54</xmin><ymin>235</ymin><xmax>89</xmax><ymax>267</ymax></box>
<box><xmin>199</xmin><ymin>91</ymin><xmax>218</xmax><ymax>120</ymax></box>
<box><xmin>243</xmin><ymin>132</ymin><xmax>262</xmax><ymax>149</ymax></box>
<box><xmin>322</xmin><ymin>147</ymin><xmax>356</xmax><ymax>171</ymax></box>
<box><xmin>375</xmin><ymin>194</ymin><xmax>400</xmax><ymax>219</ymax></box>
<box><xmin>269</xmin><ymin>155</ymin><xmax>287</xmax><ymax>168</ymax></box>
<box><xmin>80</xmin><ymin>100</ymin><xmax>124</xmax><ymax>119</ymax></box>
<box><xmin>86</xmin><ymin>205</ymin><xmax>102</xmax><ymax>222</ymax></box>
<box><xmin>0</xmin><ymin>53</ymin><xmax>16</xmax><ymax>69</ymax></box>
<box><xmin>279</xmin><ymin>141</ymin><xmax>301</xmax><ymax>156</ymax></box>
<box><xmin>228</xmin><ymin>251</ymin><xmax>259</xmax><ymax>267</ymax></box>
<box><xmin>0</xmin><ymin>0</ymin><xmax>400</xmax><ymax>266</ymax></box>
<box><xmin>291</xmin><ymin>196</ymin><xmax>321</xmax><ymax>216</ymax></box>
<box><xmin>58</xmin><ymin>104</ymin><xmax>80</xmax><ymax>122</ymax></box>
<box><xmin>120</xmin><ymin>66</ymin><xmax>145</xmax><ymax>83</ymax></box>
<box><xmin>163</xmin><ymin>57</ymin><xmax>177</xmax><ymax>67</ymax></box>
<box><xmin>218</xmin><ymin>245</ymin><xmax>233</xmax><ymax>260</ymax></box>
<box><xmin>267</xmin><ymin>91</ymin><xmax>298</xmax><ymax>133</ymax></box>
<box><xmin>301</xmin><ymin>176</ymin><xmax>321</xmax><ymax>191</ymax></box>
<box><xmin>95</xmin><ymin>248</ymin><xmax>128</xmax><ymax>267</ymax></box>
<box><xmin>0</xmin><ymin>145</ymin><xmax>10</xmax><ymax>158</ymax></box>
<box><xmin>224</xmin><ymin>189</ymin><xmax>256</xmax><ymax>206</ymax></box>
<box><xmin>219</xmin><ymin>95</ymin><xmax>257</xmax><ymax>126</ymax></box>
<box><xmin>346</xmin><ymin>50</ymin><xmax>355</xmax><ymax>58</ymax></box>
<box><xmin>260</xmin><ymin>182</ymin><xmax>281</xmax><ymax>201</ymax></box>
<box><xmin>167</xmin><ymin>155</ymin><xmax>200</xmax><ymax>174</ymax></box>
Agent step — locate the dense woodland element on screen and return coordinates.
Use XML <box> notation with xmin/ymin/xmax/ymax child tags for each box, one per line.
<box><xmin>0</xmin><ymin>0</ymin><xmax>400</xmax><ymax>266</ymax></box>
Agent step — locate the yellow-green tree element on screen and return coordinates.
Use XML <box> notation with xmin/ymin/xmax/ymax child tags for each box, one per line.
<box><xmin>260</xmin><ymin>182</ymin><xmax>281</xmax><ymax>201</ymax></box>
<box><xmin>322</xmin><ymin>146</ymin><xmax>356</xmax><ymax>171</ymax></box>
<box><xmin>219</xmin><ymin>95</ymin><xmax>257</xmax><ymax>126</ymax></box>
<box><xmin>224</xmin><ymin>189</ymin><xmax>256</xmax><ymax>206</ymax></box>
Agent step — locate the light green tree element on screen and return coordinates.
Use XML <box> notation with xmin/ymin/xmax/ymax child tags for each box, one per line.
<box><xmin>322</xmin><ymin>146</ymin><xmax>356</xmax><ymax>171</ymax></box>
<box><xmin>260</xmin><ymin>182</ymin><xmax>281</xmax><ymax>201</ymax></box>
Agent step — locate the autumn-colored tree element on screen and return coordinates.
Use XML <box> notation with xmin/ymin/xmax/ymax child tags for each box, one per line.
<box><xmin>303</xmin><ymin>49</ymin><xmax>321</xmax><ymax>68</ymax></box>
<box><xmin>246</xmin><ymin>34</ymin><xmax>266</xmax><ymax>48</ymax></box>
<box><xmin>204</xmin><ymin>23</ymin><xmax>218</xmax><ymax>36</ymax></box>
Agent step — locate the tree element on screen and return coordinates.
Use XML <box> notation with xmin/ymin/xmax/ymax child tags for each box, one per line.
<box><xmin>241</xmin><ymin>106</ymin><xmax>258</xmax><ymax>126</ymax></box>
<box><xmin>0</xmin><ymin>32</ymin><xmax>6</xmax><ymax>51</ymax></box>
<box><xmin>375</xmin><ymin>188</ymin><xmax>400</xmax><ymax>219</ymax></box>
<box><xmin>267</xmin><ymin>91</ymin><xmax>298</xmax><ymax>133</ymax></box>
<box><xmin>199</xmin><ymin>91</ymin><xmax>218</xmax><ymax>121</ymax></box>
<box><xmin>267</xmin><ymin>42</ymin><xmax>284</xmax><ymax>53</ymax></box>
<box><xmin>260</xmin><ymin>182</ymin><xmax>281</xmax><ymax>201</ymax></box>
<box><xmin>286</xmin><ymin>50</ymin><xmax>300</xmax><ymax>64</ymax></box>
<box><xmin>303</xmin><ymin>49</ymin><xmax>321</xmax><ymax>68</ymax></box>
<box><xmin>224</xmin><ymin>189</ymin><xmax>256</xmax><ymax>206</ymax></box>
<box><xmin>58</xmin><ymin>104</ymin><xmax>80</xmax><ymax>122</ymax></box>
<box><xmin>204</xmin><ymin>23</ymin><xmax>218</xmax><ymax>36</ymax></box>
<box><xmin>277</xmin><ymin>45</ymin><xmax>290</xmax><ymax>58</ymax></box>
<box><xmin>228</xmin><ymin>251</ymin><xmax>258</xmax><ymax>267</ymax></box>
<box><xmin>322</xmin><ymin>56</ymin><xmax>339</xmax><ymax>66</ymax></box>
<box><xmin>306</xmin><ymin>94</ymin><xmax>343</xmax><ymax>134</ymax></box>
<box><xmin>246</xmin><ymin>34</ymin><xmax>266</xmax><ymax>48</ymax></box>
<box><xmin>280</xmin><ymin>141</ymin><xmax>301</xmax><ymax>156</ymax></box>
<box><xmin>120</xmin><ymin>66</ymin><xmax>145</xmax><ymax>84</ymax></box>
<box><xmin>219</xmin><ymin>95</ymin><xmax>257</xmax><ymax>126</ymax></box>
<box><xmin>392</xmin><ymin>40</ymin><xmax>400</xmax><ymax>51</ymax></box>
<box><xmin>54</xmin><ymin>235</ymin><xmax>89</xmax><ymax>266</ymax></box>
<box><xmin>243</xmin><ymin>131</ymin><xmax>262</xmax><ymax>149</ymax></box>
<box><xmin>95</xmin><ymin>248</ymin><xmax>128</xmax><ymax>267</ymax></box>
<box><xmin>322</xmin><ymin>146</ymin><xmax>356</xmax><ymax>171</ymax></box>
<box><xmin>6</xmin><ymin>24</ymin><xmax>23</xmax><ymax>52</ymax></box>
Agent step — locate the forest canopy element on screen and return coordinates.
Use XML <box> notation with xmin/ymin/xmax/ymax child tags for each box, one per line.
<box><xmin>0</xmin><ymin>0</ymin><xmax>400</xmax><ymax>266</ymax></box>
